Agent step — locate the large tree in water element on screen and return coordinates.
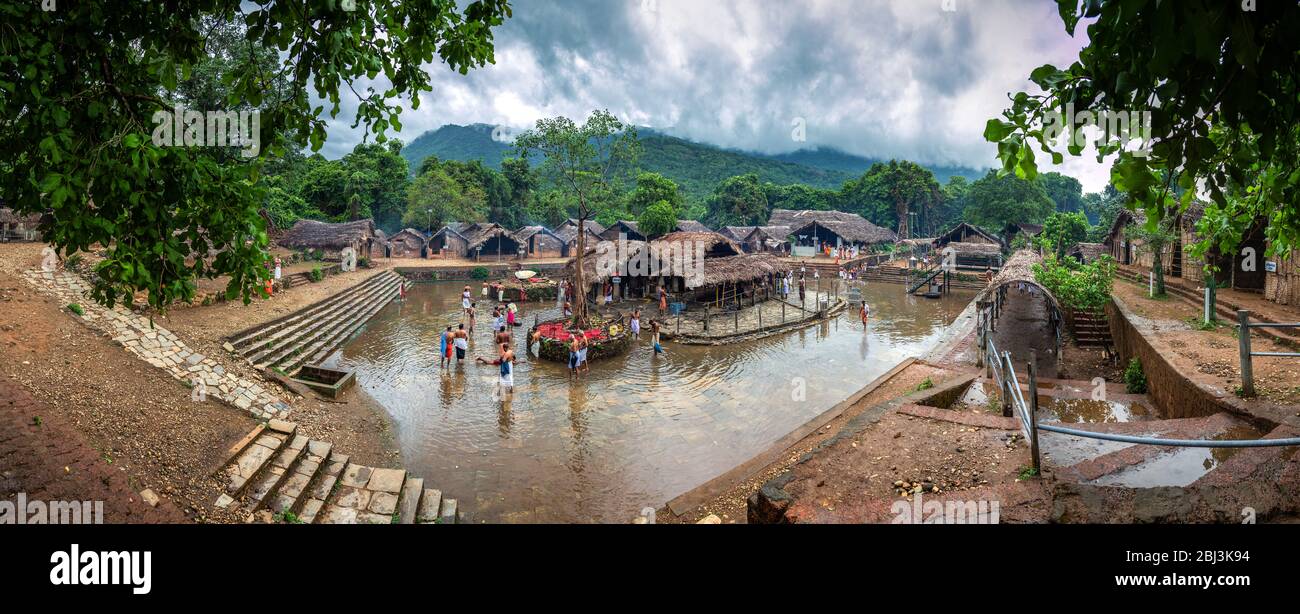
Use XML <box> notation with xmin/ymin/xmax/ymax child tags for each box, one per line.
<box><xmin>0</xmin><ymin>1</ymin><xmax>511</xmax><ymax>309</ymax></box>
<box><xmin>514</xmin><ymin>110</ymin><xmax>641</xmax><ymax>326</ymax></box>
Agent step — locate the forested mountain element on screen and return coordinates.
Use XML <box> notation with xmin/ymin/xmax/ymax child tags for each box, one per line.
<box><xmin>400</xmin><ymin>124</ymin><xmax>984</xmax><ymax>202</ymax></box>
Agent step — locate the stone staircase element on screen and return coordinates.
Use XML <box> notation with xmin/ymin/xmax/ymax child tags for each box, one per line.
<box><xmin>228</xmin><ymin>270</ymin><xmax>409</xmax><ymax>374</ymax></box>
<box><xmin>1070</xmin><ymin>309</ymin><xmax>1112</xmax><ymax>348</ymax></box>
<box><xmin>215</xmin><ymin>420</ymin><xmax>457</xmax><ymax>524</ymax></box>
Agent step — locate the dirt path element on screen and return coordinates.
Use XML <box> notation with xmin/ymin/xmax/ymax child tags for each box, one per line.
<box><xmin>1114</xmin><ymin>276</ymin><xmax>1300</xmax><ymax>406</ymax></box>
<box><xmin>0</xmin><ymin>266</ymin><xmax>252</xmax><ymax>522</ymax></box>
<box><xmin>1</xmin><ymin>377</ymin><xmax>189</xmax><ymax>523</ymax></box>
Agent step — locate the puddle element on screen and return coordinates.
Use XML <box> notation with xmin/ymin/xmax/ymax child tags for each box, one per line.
<box><xmin>1090</xmin><ymin>424</ymin><xmax>1264</xmax><ymax>488</ymax></box>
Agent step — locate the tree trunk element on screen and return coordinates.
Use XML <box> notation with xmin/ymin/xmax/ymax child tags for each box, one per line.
<box><xmin>1153</xmin><ymin>248</ymin><xmax>1165</xmax><ymax>296</ymax></box>
<box><xmin>896</xmin><ymin>200</ymin><xmax>910</xmax><ymax>240</ymax></box>
<box><xmin>574</xmin><ymin>214</ymin><xmax>589</xmax><ymax>326</ymax></box>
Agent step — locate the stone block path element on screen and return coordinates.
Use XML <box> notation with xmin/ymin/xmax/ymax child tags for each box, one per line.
<box><xmin>214</xmin><ymin>420</ymin><xmax>458</xmax><ymax>524</ymax></box>
<box><xmin>19</xmin><ymin>267</ymin><xmax>290</xmax><ymax>420</ymax></box>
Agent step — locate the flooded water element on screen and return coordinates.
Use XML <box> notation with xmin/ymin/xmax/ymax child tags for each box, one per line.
<box><xmin>324</xmin><ymin>280</ymin><xmax>974</xmax><ymax>523</ymax></box>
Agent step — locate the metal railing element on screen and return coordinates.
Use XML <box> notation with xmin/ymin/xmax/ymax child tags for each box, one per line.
<box><xmin>1236</xmin><ymin>309</ymin><xmax>1300</xmax><ymax>397</ymax></box>
<box><xmin>980</xmin><ymin>314</ymin><xmax>1300</xmax><ymax>473</ymax></box>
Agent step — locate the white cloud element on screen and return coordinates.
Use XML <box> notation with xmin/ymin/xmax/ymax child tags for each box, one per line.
<box><xmin>318</xmin><ymin>0</ymin><xmax>1112</xmax><ymax>192</ymax></box>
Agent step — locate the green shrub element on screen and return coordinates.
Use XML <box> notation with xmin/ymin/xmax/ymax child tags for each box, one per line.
<box><xmin>1124</xmin><ymin>358</ymin><xmax>1147</xmax><ymax>394</ymax></box>
<box><xmin>66</xmin><ymin>303</ymin><xmax>84</xmax><ymax>316</ymax></box>
<box><xmin>64</xmin><ymin>254</ymin><xmax>83</xmax><ymax>270</ymax></box>
<box><xmin>310</xmin><ymin>267</ymin><xmax>324</xmax><ymax>283</ymax></box>
<box><xmin>470</xmin><ymin>266</ymin><xmax>490</xmax><ymax>280</ymax></box>
<box><xmin>357</xmin><ymin>257</ymin><xmax>370</xmax><ymax>268</ymax></box>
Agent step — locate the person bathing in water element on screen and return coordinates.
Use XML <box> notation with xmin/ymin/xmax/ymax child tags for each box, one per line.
<box><xmin>476</xmin><ymin>341</ymin><xmax>516</xmax><ymax>395</ymax></box>
<box><xmin>629</xmin><ymin>308</ymin><xmax>641</xmax><ymax>338</ymax></box>
<box><xmin>860</xmin><ymin>301</ymin><xmax>870</xmax><ymax>330</ymax></box>
<box><xmin>439</xmin><ymin>325</ymin><xmax>452</xmax><ymax>369</ymax></box>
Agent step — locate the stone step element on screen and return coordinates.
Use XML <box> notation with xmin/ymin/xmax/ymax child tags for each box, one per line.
<box><xmin>268</xmin><ymin>439</ymin><xmax>333</xmax><ymax>518</ymax></box>
<box><xmin>246</xmin><ymin>274</ymin><xmax>401</xmax><ymax>365</ymax></box>
<box><xmin>242</xmin><ymin>434</ymin><xmax>309</xmax><ymax>512</ymax></box>
<box><xmin>230</xmin><ymin>271</ymin><xmax>395</xmax><ymax>350</ymax></box>
<box><xmin>299</xmin><ymin>453</ymin><xmax>350</xmax><ymax>524</ymax></box>
<box><xmin>290</xmin><ymin>286</ymin><xmax>404</xmax><ymax>370</ymax></box>
<box><xmin>255</xmin><ymin>276</ymin><xmax>403</xmax><ymax>370</ymax></box>
<box><xmin>398</xmin><ymin>476</ymin><xmax>425</xmax><ymax>524</ymax></box>
<box><xmin>439</xmin><ymin>497</ymin><xmax>459</xmax><ymax>524</ymax></box>
<box><xmin>214</xmin><ymin>425</ymin><xmax>296</xmax><ymax>507</ymax></box>
<box><xmin>416</xmin><ymin>488</ymin><xmax>443</xmax><ymax>524</ymax></box>
<box><xmin>315</xmin><ymin>465</ymin><xmax>408</xmax><ymax>524</ymax></box>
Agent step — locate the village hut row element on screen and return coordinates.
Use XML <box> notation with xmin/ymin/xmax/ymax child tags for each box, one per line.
<box><xmin>568</xmin><ymin>230</ymin><xmax>792</xmax><ymax>308</ymax></box>
<box><xmin>0</xmin><ymin>207</ymin><xmax>45</xmax><ymax>242</ymax></box>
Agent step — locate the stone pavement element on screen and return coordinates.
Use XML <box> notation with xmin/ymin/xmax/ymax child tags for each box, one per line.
<box><xmin>18</xmin><ymin>267</ymin><xmax>290</xmax><ymax>420</ymax></box>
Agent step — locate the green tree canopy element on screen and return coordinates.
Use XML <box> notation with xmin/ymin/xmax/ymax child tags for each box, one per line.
<box><xmin>638</xmin><ymin>200</ymin><xmax>678</xmax><ymax>237</ymax></box>
<box><xmin>962</xmin><ymin>171</ymin><xmax>1055</xmax><ymax>230</ymax></box>
<box><xmin>839</xmin><ymin>160</ymin><xmax>941</xmax><ymax>239</ymax></box>
<box><xmin>514</xmin><ymin>110</ymin><xmax>641</xmax><ymax>324</ymax></box>
<box><xmin>1040</xmin><ymin>211</ymin><xmax>1090</xmax><ymax>258</ymax></box>
<box><xmin>626</xmin><ymin>172</ymin><xmax>684</xmax><ymax>217</ymax></box>
<box><xmin>704</xmin><ymin>174</ymin><xmax>769</xmax><ymax>228</ymax></box>
<box><xmin>986</xmin><ymin>1</ymin><xmax>1300</xmax><ymax>257</ymax></box>
<box><xmin>1</xmin><ymin>0</ymin><xmax>510</xmax><ymax>309</ymax></box>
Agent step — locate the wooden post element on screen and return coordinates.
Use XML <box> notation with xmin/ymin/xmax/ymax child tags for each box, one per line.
<box><xmin>1238</xmin><ymin>310</ymin><xmax>1254</xmax><ymax>396</ymax></box>
<box><xmin>1027</xmin><ymin>350</ymin><xmax>1041</xmax><ymax>472</ymax></box>
<box><xmin>782</xmin><ymin>301</ymin><xmax>786</xmax><ymax>323</ymax></box>
<box><xmin>734</xmin><ymin>309</ymin><xmax>739</xmax><ymax>332</ymax></box>
<box><xmin>704</xmin><ymin>305</ymin><xmax>710</xmax><ymax>333</ymax></box>
<box><xmin>1001</xmin><ymin>352</ymin><xmax>1013</xmax><ymax>418</ymax></box>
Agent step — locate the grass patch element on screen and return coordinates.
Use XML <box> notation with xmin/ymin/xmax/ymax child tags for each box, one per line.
<box><xmin>273</xmin><ymin>510</ymin><xmax>305</xmax><ymax>524</ymax></box>
<box><xmin>1017</xmin><ymin>465</ymin><xmax>1040</xmax><ymax>480</ymax></box>
<box><xmin>912</xmin><ymin>377</ymin><xmax>934</xmax><ymax>393</ymax></box>
<box><xmin>66</xmin><ymin>303</ymin><xmax>84</xmax><ymax>316</ymax></box>
<box><xmin>1124</xmin><ymin>358</ymin><xmax>1147</xmax><ymax>394</ymax></box>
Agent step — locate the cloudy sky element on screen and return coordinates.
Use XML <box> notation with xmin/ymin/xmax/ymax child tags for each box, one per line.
<box><xmin>321</xmin><ymin>0</ymin><xmax>1112</xmax><ymax>192</ymax></box>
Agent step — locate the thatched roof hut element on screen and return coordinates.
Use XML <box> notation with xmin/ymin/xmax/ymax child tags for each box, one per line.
<box><xmin>1068</xmin><ymin>242</ymin><xmax>1106</xmax><ymax>264</ymax></box>
<box><xmin>769</xmin><ymin>209</ymin><xmax>897</xmax><ymax>245</ymax></box>
<box><xmin>388</xmin><ymin>228</ymin><xmax>428</xmax><ymax>259</ymax></box>
<box><xmin>279</xmin><ymin>219</ymin><xmax>377</xmax><ymax>257</ymax></box>
<box><xmin>941</xmin><ymin>241</ymin><xmax>1004</xmax><ymax>269</ymax></box>
<box><xmin>463</xmin><ymin>222</ymin><xmax>522</xmax><ymax>258</ymax></box>
<box><xmin>935</xmin><ymin>222</ymin><xmax>1003</xmax><ymax>248</ymax></box>
<box><xmin>557</xmin><ymin>218</ymin><xmax>606</xmax><ymax>237</ymax></box>
<box><xmin>599</xmin><ymin>220</ymin><xmax>646</xmax><ymax>242</ymax></box>
<box><xmin>514</xmin><ymin>225</ymin><xmax>565</xmax><ymax>258</ymax></box>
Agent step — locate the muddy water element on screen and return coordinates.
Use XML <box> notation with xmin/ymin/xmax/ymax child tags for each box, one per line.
<box><xmin>323</xmin><ymin>280</ymin><xmax>973</xmax><ymax>523</ymax></box>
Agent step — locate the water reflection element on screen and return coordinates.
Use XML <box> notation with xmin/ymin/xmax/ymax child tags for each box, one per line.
<box><xmin>325</xmin><ymin>280</ymin><xmax>973</xmax><ymax>523</ymax></box>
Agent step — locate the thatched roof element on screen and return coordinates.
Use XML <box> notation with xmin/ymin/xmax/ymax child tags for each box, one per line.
<box><xmin>720</xmin><ymin>226</ymin><xmax>755</xmax><ymax>241</ymax></box>
<box><xmin>945</xmin><ymin>241</ymin><xmax>1003</xmax><ymax>256</ymax></box>
<box><xmin>463</xmin><ymin>223</ymin><xmax>520</xmax><ymax>251</ymax></box>
<box><xmin>1006</xmin><ymin>222</ymin><xmax>1044</xmax><ymax>236</ymax></box>
<box><xmin>768</xmin><ymin>209</ymin><xmax>897</xmax><ymax>244</ymax></box>
<box><xmin>675</xmin><ymin>219</ymin><xmax>712</xmax><ymax>233</ymax></box>
<box><xmin>431</xmin><ymin>224</ymin><xmax>469</xmax><ymax>243</ymax></box>
<box><xmin>558</xmin><ymin>218</ymin><xmax>605</xmax><ymax>236</ymax></box>
<box><xmin>977</xmin><ymin>249</ymin><xmax>1065</xmax><ymax>315</ymax></box>
<box><xmin>899</xmin><ymin>237</ymin><xmax>936</xmax><ymax>247</ymax></box>
<box><xmin>554</xmin><ymin>223</ymin><xmax>602</xmax><ymax>244</ymax></box>
<box><xmin>512</xmin><ymin>225</ymin><xmax>552</xmax><ymax>241</ymax></box>
<box><xmin>651</xmin><ymin>231</ymin><xmax>743</xmax><ymax>258</ymax></box>
<box><xmin>568</xmin><ymin>240</ymin><xmax>787</xmax><ymax>288</ymax></box>
<box><xmin>935</xmin><ymin>222</ymin><xmax>1002</xmax><ymax>247</ymax></box>
<box><xmin>373</xmin><ymin>229</ymin><xmax>388</xmax><ymax>244</ymax></box>
<box><xmin>279</xmin><ymin>219</ymin><xmax>376</xmax><ymax>250</ymax></box>
<box><xmin>390</xmin><ymin>228</ymin><xmax>428</xmax><ymax>244</ymax></box>
<box><xmin>1069</xmin><ymin>242</ymin><xmax>1106</xmax><ymax>263</ymax></box>
<box><xmin>694</xmin><ymin>253</ymin><xmax>791</xmax><ymax>287</ymax></box>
